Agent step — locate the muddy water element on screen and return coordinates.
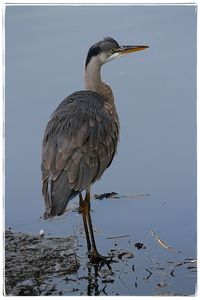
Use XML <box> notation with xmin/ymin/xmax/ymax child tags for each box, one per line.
<box><xmin>5</xmin><ymin>222</ymin><xmax>197</xmax><ymax>296</ymax></box>
<box><xmin>5</xmin><ymin>5</ymin><xmax>197</xmax><ymax>295</ymax></box>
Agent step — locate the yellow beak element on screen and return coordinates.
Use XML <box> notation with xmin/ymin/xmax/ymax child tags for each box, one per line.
<box><xmin>117</xmin><ymin>45</ymin><xmax>149</xmax><ymax>54</ymax></box>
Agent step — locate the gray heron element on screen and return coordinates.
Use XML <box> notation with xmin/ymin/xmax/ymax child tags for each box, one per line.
<box><xmin>41</xmin><ymin>37</ymin><xmax>148</xmax><ymax>262</ymax></box>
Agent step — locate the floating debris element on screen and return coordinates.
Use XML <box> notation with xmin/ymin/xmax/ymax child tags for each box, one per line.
<box><xmin>150</xmin><ymin>231</ymin><xmax>177</xmax><ymax>253</ymax></box>
<box><xmin>117</xmin><ymin>251</ymin><xmax>134</xmax><ymax>260</ymax></box>
<box><xmin>93</xmin><ymin>192</ymin><xmax>118</xmax><ymax>200</ymax></box>
<box><xmin>93</xmin><ymin>192</ymin><xmax>150</xmax><ymax>200</ymax></box>
<box><xmin>173</xmin><ymin>258</ymin><xmax>197</xmax><ymax>269</ymax></box>
<box><xmin>174</xmin><ymin>262</ymin><xmax>183</xmax><ymax>267</ymax></box>
<box><xmin>4</xmin><ymin>228</ymin><xmax>196</xmax><ymax>296</ymax></box>
<box><xmin>107</xmin><ymin>234</ymin><xmax>130</xmax><ymax>240</ymax></box>
<box><xmin>120</xmin><ymin>193</ymin><xmax>150</xmax><ymax>199</ymax></box>
<box><xmin>184</xmin><ymin>258</ymin><xmax>197</xmax><ymax>264</ymax></box>
<box><xmin>98</xmin><ymin>269</ymin><xmax>114</xmax><ymax>278</ymax></box>
<box><xmin>156</xmin><ymin>281</ymin><xmax>168</xmax><ymax>289</ymax></box>
<box><xmin>134</xmin><ymin>242</ymin><xmax>146</xmax><ymax>250</ymax></box>
<box><xmin>102</xmin><ymin>278</ymin><xmax>115</xmax><ymax>284</ymax></box>
<box><xmin>170</xmin><ymin>269</ymin><xmax>175</xmax><ymax>277</ymax></box>
<box><xmin>39</xmin><ymin>229</ymin><xmax>45</xmax><ymax>237</ymax></box>
<box><xmin>145</xmin><ymin>268</ymin><xmax>152</xmax><ymax>280</ymax></box>
<box><xmin>151</xmin><ymin>267</ymin><xmax>165</xmax><ymax>270</ymax></box>
<box><xmin>187</xmin><ymin>266</ymin><xmax>197</xmax><ymax>270</ymax></box>
<box><xmin>108</xmin><ymin>249</ymin><xmax>134</xmax><ymax>261</ymax></box>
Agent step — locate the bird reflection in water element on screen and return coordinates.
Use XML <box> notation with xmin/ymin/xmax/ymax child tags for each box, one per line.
<box><xmin>86</xmin><ymin>263</ymin><xmax>109</xmax><ymax>296</ymax></box>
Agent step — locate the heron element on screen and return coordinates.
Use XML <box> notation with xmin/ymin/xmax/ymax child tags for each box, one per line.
<box><xmin>41</xmin><ymin>37</ymin><xmax>148</xmax><ymax>263</ymax></box>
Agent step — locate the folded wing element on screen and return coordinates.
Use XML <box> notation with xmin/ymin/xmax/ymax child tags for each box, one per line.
<box><xmin>41</xmin><ymin>91</ymin><xmax>119</xmax><ymax>218</ymax></box>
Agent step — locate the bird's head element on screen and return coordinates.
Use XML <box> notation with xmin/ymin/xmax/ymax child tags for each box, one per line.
<box><xmin>85</xmin><ymin>37</ymin><xmax>149</xmax><ymax>68</ymax></box>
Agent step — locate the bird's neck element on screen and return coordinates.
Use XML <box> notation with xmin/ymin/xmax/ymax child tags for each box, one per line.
<box><xmin>84</xmin><ymin>58</ymin><xmax>114</xmax><ymax>105</ymax></box>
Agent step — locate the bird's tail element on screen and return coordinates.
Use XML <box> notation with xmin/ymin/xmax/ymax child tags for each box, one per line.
<box><xmin>42</xmin><ymin>171</ymin><xmax>78</xmax><ymax>219</ymax></box>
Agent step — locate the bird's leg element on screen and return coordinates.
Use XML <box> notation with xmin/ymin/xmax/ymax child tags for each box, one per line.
<box><xmin>79</xmin><ymin>192</ymin><xmax>84</xmax><ymax>211</ymax></box>
<box><xmin>80</xmin><ymin>188</ymin><xmax>108</xmax><ymax>264</ymax></box>
<box><xmin>84</xmin><ymin>187</ymin><xmax>106</xmax><ymax>263</ymax></box>
<box><xmin>79</xmin><ymin>193</ymin><xmax>91</xmax><ymax>252</ymax></box>
<box><xmin>85</xmin><ymin>187</ymin><xmax>98</xmax><ymax>254</ymax></box>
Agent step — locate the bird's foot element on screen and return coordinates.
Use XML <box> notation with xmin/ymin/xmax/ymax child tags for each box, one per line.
<box><xmin>88</xmin><ymin>250</ymin><xmax>112</xmax><ymax>265</ymax></box>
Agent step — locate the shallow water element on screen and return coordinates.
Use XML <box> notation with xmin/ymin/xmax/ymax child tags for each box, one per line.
<box><xmin>5</xmin><ymin>5</ymin><xmax>197</xmax><ymax>295</ymax></box>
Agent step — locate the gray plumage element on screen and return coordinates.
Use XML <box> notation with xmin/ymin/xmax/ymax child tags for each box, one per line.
<box><xmin>42</xmin><ymin>90</ymin><xmax>119</xmax><ymax>218</ymax></box>
<box><xmin>41</xmin><ymin>37</ymin><xmax>148</xmax><ymax>219</ymax></box>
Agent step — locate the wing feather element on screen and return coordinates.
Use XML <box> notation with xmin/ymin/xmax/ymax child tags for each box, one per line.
<box><xmin>41</xmin><ymin>90</ymin><xmax>119</xmax><ymax>217</ymax></box>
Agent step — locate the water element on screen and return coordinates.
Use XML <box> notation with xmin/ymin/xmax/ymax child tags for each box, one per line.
<box><xmin>5</xmin><ymin>5</ymin><xmax>197</xmax><ymax>295</ymax></box>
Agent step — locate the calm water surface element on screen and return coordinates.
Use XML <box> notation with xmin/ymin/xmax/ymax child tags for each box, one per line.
<box><xmin>5</xmin><ymin>5</ymin><xmax>197</xmax><ymax>295</ymax></box>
